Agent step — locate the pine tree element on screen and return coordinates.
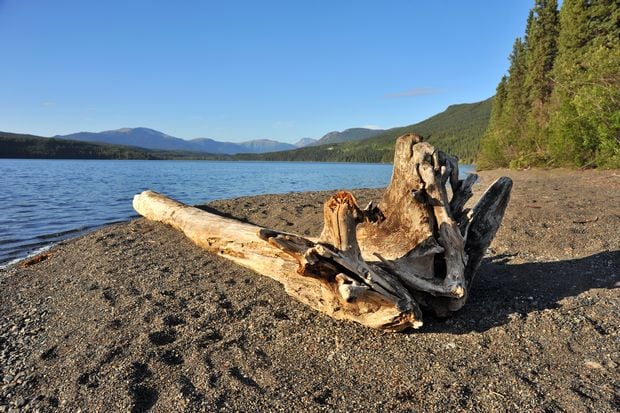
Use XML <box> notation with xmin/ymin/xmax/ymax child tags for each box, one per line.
<box><xmin>523</xmin><ymin>0</ymin><xmax>559</xmax><ymax>164</ymax></box>
<box><xmin>548</xmin><ymin>0</ymin><xmax>620</xmax><ymax>167</ymax></box>
<box><xmin>478</xmin><ymin>0</ymin><xmax>618</xmax><ymax>169</ymax></box>
<box><xmin>478</xmin><ymin>36</ymin><xmax>530</xmax><ymax>169</ymax></box>
<box><xmin>478</xmin><ymin>77</ymin><xmax>509</xmax><ymax>168</ymax></box>
<box><xmin>502</xmin><ymin>38</ymin><xmax>530</xmax><ymax>167</ymax></box>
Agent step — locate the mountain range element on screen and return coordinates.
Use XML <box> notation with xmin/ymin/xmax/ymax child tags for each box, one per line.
<box><xmin>235</xmin><ymin>98</ymin><xmax>493</xmax><ymax>164</ymax></box>
<box><xmin>55</xmin><ymin>128</ymin><xmax>316</xmax><ymax>155</ymax></box>
<box><xmin>3</xmin><ymin>97</ymin><xmax>493</xmax><ymax>162</ymax></box>
<box><xmin>54</xmin><ymin>125</ymin><xmax>395</xmax><ymax>155</ymax></box>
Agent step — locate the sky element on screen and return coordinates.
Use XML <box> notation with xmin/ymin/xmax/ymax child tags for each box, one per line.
<box><xmin>0</xmin><ymin>1</ymin><xmax>532</xmax><ymax>143</ymax></box>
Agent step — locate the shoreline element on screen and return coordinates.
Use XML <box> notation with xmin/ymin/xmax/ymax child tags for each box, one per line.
<box><xmin>0</xmin><ymin>165</ymin><xmax>593</xmax><ymax>270</ymax></box>
<box><xmin>1</xmin><ymin>169</ymin><xmax>618</xmax><ymax>411</ymax></box>
<box><xmin>0</xmin><ymin>160</ymin><xmax>400</xmax><ymax>267</ymax></box>
<box><xmin>0</xmin><ymin>218</ymin><xmax>138</xmax><ymax>271</ymax></box>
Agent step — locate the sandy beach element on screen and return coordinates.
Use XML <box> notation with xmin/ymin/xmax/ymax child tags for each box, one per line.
<box><xmin>1</xmin><ymin>169</ymin><xmax>619</xmax><ymax>412</ymax></box>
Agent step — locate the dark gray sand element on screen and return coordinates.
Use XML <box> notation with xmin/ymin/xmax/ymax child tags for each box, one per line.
<box><xmin>1</xmin><ymin>169</ymin><xmax>619</xmax><ymax>412</ymax></box>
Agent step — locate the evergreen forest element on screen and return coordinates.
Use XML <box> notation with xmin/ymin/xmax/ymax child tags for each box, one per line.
<box><xmin>477</xmin><ymin>0</ymin><xmax>619</xmax><ymax>169</ymax></box>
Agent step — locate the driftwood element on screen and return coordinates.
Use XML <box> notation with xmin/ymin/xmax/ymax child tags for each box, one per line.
<box><xmin>133</xmin><ymin>133</ymin><xmax>512</xmax><ymax>331</ymax></box>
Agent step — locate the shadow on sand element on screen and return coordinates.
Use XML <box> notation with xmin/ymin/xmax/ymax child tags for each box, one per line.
<box><xmin>191</xmin><ymin>204</ymin><xmax>619</xmax><ymax>335</ymax></box>
<box><xmin>423</xmin><ymin>250</ymin><xmax>619</xmax><ymax>334</ymax></box>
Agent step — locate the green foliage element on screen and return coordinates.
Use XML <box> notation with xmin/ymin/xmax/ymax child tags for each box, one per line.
<box><xmin>503</xmin><ymin>38</ymin><xmax>531</xmax><ymax>163</ymax></box>
<box><xmin>478</xmin><ymin>78</ymin><xmax>509</xmax><ymax>169</ymax></box>
<box><xmin>478</xmin><ymin>0</ymin><xmax>619</xmax><ymax>170</ymax></box>
<box><xmin>525</xmin><ymin>1</ymin><xmax>559</xmax><ymax>104</ymax></box>
<box><xmin>235</xmin><ymin>99</ymin><xmax>493</xmax><ymax>164</ymax></box>
<box><xmin>548</xmin><ymin>0</ymin><xmax>620</xmax><ymax>168</ymax></box>
<box><xmin>479</xmin><ymin>39</ymin><xmax>532</xmax><ymax>169</ymax></box>
<box><xmin>523</xmin><ymin>0</ymin><xmax>559</xmax><ymax>155</ymax></box>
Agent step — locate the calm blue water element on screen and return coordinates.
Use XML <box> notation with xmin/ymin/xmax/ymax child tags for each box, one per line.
<box><xmin>0</xmin><ymin>159</ymin><xmax>473</xmax><ymax>266</ymax></box>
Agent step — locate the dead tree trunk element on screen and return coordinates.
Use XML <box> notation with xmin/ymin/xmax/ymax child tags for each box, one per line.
<box><xmin>133</xmin><ymin>133</ymin><xmax>512</xmax><ymax>331</ymax></box>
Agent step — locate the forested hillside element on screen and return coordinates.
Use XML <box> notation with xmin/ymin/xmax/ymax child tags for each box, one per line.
<box><xmin>478</xmin><ymin>0</ymin><xmax>619</xmax><ymax>169</ymax></box>
<box><xmin>234</xmin><ymin>98</ymin><xmax>492</xmax><ymax>163</ymax></box>
<box><xmin>2</xmin><ymin>98</ymin><xmax>493</xmax><ymax>163</ymax></box>
<box><xmin>0</xmin><ymin>132</ymin><xmax>219</xmax><ymax>160</ymax></box>
<box><xmin>312</xmin><ymin>128</ymin><xmax>385</xmax><ymax>146</ymax></box>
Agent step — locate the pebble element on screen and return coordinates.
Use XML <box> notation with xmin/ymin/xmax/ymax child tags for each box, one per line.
<box><xmin>15</xmin><ymin>398</ymin><xmax>25</xmax><ymax>408</ymax></box>
<box><xmin>584</xmin><ymin>360</ymin><xmax>603</xmax><ymax>369</ymax></box>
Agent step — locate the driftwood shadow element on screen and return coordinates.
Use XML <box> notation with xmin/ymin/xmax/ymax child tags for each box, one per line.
<box><xmin>423</xmin><ymin>250</ymin><xmax>619</xmax><ymax>334</ymax></box>
<box><xmin>194</xmin><ymin>204</ymin><xmax>618</xmax><ymax>334</ymax></box>
<box><xmin>195</xmin><ymin>205</ymin><xmax>253</xmax><ymax>224</ymax></box>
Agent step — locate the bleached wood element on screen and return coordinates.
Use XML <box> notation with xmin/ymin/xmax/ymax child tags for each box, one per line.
<box><xmin>133</xmin><ymin>190</ymin><xmax>422</xmax><ymax>331</ymax></box>
<box><xmin>133</xmin><ymin>133</ymin><xmax>512</xmax><ymax>330</ymax></box>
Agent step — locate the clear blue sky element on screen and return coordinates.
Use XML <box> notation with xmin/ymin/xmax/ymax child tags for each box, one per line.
<box><xmin>0</xmin><ymin>1</ymin><xmax>532</xmax><ymax>143</ymax></box>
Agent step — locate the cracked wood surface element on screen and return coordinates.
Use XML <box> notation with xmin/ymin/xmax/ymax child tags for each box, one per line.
<box><xmin>133</xmin><ymin>133</ymin><xmax>512</xmax><ymax>331</ymax></box>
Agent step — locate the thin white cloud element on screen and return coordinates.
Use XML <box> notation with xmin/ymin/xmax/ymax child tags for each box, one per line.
<box><xmin>42</xmin><ymin>101</ymin><xmax>57</xmax><ymax>106</ymax></box>
<box><xmin>383</xmin><ymin>87</ymin><xmax>443</xmax><ymax>99</ymax></box>
<box><xmin>362</xmin><ymin>124</ymin><xmax>381</xmax><ymax>130</ymax></box>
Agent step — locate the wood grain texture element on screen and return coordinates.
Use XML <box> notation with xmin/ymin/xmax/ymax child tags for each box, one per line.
<box><xmin>133</xmin><ymin>133</ymin><xmax>512</xmax><ymax>331</ymax></box>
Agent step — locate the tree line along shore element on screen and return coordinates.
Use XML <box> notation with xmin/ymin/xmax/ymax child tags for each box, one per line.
<box><xmin>478</xmin><ymin>0</ymin><xmax>619</xmax><ymax>169</ymax></box>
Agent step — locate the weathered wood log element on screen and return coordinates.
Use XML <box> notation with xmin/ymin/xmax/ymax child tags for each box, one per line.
<box><xmin>133</xmin><ymin>133</ymin><xmax>512</xmax><ymax>331</ymax></box>
<box><xmin>133</xmin><ymin>190</ymin><xmax>423</xmax><ymax>331</ymax></box>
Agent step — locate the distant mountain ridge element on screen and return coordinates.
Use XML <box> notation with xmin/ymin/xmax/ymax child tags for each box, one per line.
<box><xmin>9</xmin><ymin>97</ymin><xmax>492</xmax><ymax>161</ymax></box>
<box><xmin>234</xmin><ymin>98</ymin><xmax>493</xmax><ymax>163</ymax></box>
<box><xmin>0</xmin><ymin>131</ymin><xmax>220</xmax><ymax>160</ymax></box>
<box><xmin>312</xmin><ymin>127</ymin><xmax>385</xmax><ymax>146</ymax></box>
<box><xmin>54</xmin><ymin>126</ymin><xmax>386</xmax><ymax>155</ymax></box>
<box><xmin>294</xmin><ymin>137</ymin><xmax>317</xmax><ymax>147</ymax></box>
<box><xmin>56</xmin><ymin>127</ymin><xmax>308</xmax><ymax>155</ymax></box>
<box><xmin>57</xmin><ymin>128</ymin><xmax>187</xmax><ymax>151</ymax></box>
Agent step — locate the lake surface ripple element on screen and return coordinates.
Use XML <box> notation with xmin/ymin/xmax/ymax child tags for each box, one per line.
<box><xmin>0</xmin><ymin>159</ymin><xmax>473</xmax><ymax>266</ymax></box>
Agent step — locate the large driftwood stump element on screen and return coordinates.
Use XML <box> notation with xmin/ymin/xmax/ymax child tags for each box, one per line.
<box><xmin>133</xmin><ymin>134</ymin><xmax>512</xmax><ymax>331</ymax></box>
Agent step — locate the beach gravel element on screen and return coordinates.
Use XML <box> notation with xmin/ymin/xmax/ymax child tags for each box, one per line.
<box><xmin>0</xmin><ymin>169</ymin><xmax>618</xmax><ymax>412</ymax></box>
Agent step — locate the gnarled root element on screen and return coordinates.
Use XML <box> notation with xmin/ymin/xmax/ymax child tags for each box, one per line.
<box><xmin>133</xmin><ymin>133</ymin><xmax>512</xmax><ymax>331</ymax></box>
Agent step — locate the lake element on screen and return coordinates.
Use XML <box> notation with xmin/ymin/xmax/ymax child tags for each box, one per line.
<box><xmin>0</xmin><ymin>159</ymin><xmax>473</xmax><ymax>267</ymax></box>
